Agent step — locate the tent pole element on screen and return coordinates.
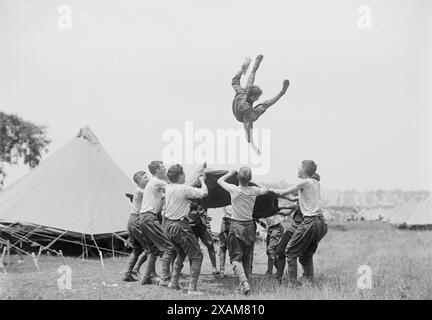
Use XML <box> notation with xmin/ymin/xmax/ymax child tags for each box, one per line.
<box><xmin>81</xmin><ymin>234</ymin><xmax>85</xmax><ymax>261</ymax></box>
<box><xmin>6</xmin><ymin>240</ymin><xmax>10</xmax><ymax>267</ymax></box>
<box><xmin>111</xmin><ymin>234</ymin><xmax>115</xmax><ymax>260</ymax></box>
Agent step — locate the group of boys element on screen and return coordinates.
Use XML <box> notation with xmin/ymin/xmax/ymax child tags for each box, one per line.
<box><xmin>122</xmin><ymin>159</ymin><xmax>327</xmax><ymax>296</ymax></box>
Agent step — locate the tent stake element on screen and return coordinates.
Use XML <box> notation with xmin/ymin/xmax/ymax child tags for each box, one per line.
<box><xmin>31</xmin><ymin>252</ymin><xmax>40</xmax><ymax>271</ymax></box>
<box><xmin>58</xmin><ymin>250</ymin><xmax>66</xmax><ymax>265</ymax></box>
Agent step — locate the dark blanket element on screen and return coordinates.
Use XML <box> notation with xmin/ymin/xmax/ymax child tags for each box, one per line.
<box><xmin>125</xmin><ymin>170</ymin><xmax>280</xmax><ymax>219</ymax></box>
<box><xmin>191</xmin><ymin>169</ymin><xmax>280</xmax><ymax>218</ymax></box>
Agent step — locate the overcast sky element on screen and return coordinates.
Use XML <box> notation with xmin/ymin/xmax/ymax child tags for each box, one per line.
<box><xmin>1</xmin><ymin>0</ymin><xmax>431</xmax><ymax>191</ymax></box>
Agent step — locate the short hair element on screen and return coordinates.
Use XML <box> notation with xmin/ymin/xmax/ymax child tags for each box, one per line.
<box><xmin>148</xmin><ymin>161</ymin><xmax>163</xmax><ymax>175</ymax></box>
<box><xmin>167</xmin><ymin>164</ymin><xmax>184</xmax><ymax>183</ymax></box>
<box><xmin>301</xmin><ymin>160</ymin><xmax>317</xmax><ymax>177</ymax></box>
<box><xmin>238</xmin><ymin>167</ymin><xmax>252</xmax><ymax>185</ymax></box>
<box><xmin>132</xmin><ymin>171</ymin><xmax>146</xmax><ymax>185</ymax></box>
<box><xmin>248</xmin><ymin>85</ymin><xmax>263</xmax><ymax>97</ymax></box>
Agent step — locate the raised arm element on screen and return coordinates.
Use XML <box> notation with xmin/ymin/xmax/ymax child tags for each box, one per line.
<box><xmin>217</xmin><ymin>170</ymin><xmax>237</xmax><ymax>191</ymax></box>
<box><xmin>187</xmin><ymin>162</ymin><xmax>207</xmax><ymax>186</ymax></box>
<box><xmin>270</xmin><ymin>180</ymin><xmax>306</xmax><ymax>198</ymax></box>
<box><xmin>185</xmin><ymin>175</ymin><xmax>208</xmax><ymax>199</ymax></box>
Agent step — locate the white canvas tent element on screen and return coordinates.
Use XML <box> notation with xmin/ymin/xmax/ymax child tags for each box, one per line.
<box><xmin>0</xmin><ymin>127</ymin><xmax>135</xmax><ymax>237</ymax></box>
<box><xmin>388</xmin><ymin>201</ymin><xmax>423</xmax><ymax>225</ymax></box>
<box><xmin>406</xmin><ymin>196</ymin><xmax>432</xmax><ymax>226</ymax></box>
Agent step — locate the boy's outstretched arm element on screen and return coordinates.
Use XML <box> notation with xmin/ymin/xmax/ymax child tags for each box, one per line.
<box><xmin>257</xmin><ymin>79</ymin><xmax>290</xmax><ymax>109</ymax></box>
<box><xmin>270</xmin><ymin>180</ymin><xmax>306</xmax><ymax>198</ymax></box>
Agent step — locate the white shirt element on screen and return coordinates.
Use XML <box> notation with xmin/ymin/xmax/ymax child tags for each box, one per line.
<box><xmin>131</xmin><ymin>187</ymin><xmax>144</xmax><ymax>214</ymax></box>
<box><xmin>223</xmin><ymin>205</ymin><xmax>233</xmax><ymax>219</ymax></box>
<box><xmin>163</xmin><ymin>183</ymin><xmax>207</xmax><ymax>220</ymax></box>
<box><xmin>298</xmin><ymin>179</ymin><xmax>322</xmax><ymax>217</ymax></box>
<box><xmin>219</xmin><ymin>183</ymin><xmax>268</xmax><ymax>221</ymax></box>
<box><xmin>140</xmin><ymin>177</ymin><xmax>167</xmax><ymax>214</ymax></box>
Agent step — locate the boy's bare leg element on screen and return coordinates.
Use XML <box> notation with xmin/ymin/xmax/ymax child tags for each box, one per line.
<box><xmin>253</xmin><ymin>80</ymin><xmax>290</xmax><ymax>118</ymax></box>
<box><xmin>242</xmin><ymin>57</ymin><xmax>251</xmax><ymax>75</ymax></box>
<box><xmin>246</xmin><ymin>54</ymin><xmax>264</xmax><ymax>87</ymax></box>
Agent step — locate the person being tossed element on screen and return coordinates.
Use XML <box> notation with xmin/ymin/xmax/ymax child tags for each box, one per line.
<box><xmin>231</xmin><ymin>54</ymin><xmax>290</xmax><ymax>155</ymax></box>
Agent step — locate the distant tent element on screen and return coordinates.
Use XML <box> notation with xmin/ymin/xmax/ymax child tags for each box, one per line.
<box><xmin>0</xmin><ymin>126</ymin><xmax>135</xmax><ymax>238</ymax></box>
<box><xmin>363</xmin><ymin>208</ymin><xmax>382</xmax><ymax>221</ymax></box>
<box><xmin>384</xmin><ymin>203</ymin><xmax>403</xmax><ymax>222</ymax></box>
<box><xmin>388</xmin><ymin>201</ymin><xmax>423</xmax><ymax>225</ymax></box>
<box><xmin>406</xmin><ymin>196</ymin><xmax>432</xmax><ymax>227</ymax></box>
<box><xmin>380</xmin><ymin>207</ymin><xmax>394</xmax><ymax>222</ymax></box>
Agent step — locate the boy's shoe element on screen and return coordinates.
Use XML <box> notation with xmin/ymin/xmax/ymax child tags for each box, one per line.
<box><xmin>168</xmin><ymin>282</ymin><xmax>182</xmax><ymax>290</ymax></box>
<box><xmin>131</xmin><ymin>270</ymin><xmax>143</xmax><ymax>280</ymax></box>
<box><xmin>159</xmin><ymin>278</ymin><xmax>170</xmax><ymax>287</ymax></box>
<box><xmin>212</xmin><ymin>266</ymin><xmax>220</xmax><ymax>276</ymax></box>
<box><xmin>240</xmin><ymin>281</ymin><xmax>251</xmax><ymax>296</ymax></box>
<box><xmin>219</xmin><ymin>270</ymin><xmax>225</xmax><ymax>278</ymax></box>
<box><xmin>265</xmin><ymin>271</ymin><xmax>273</xmax><ymax>276</ymax></box>
<box><xmin>141</xmin><ymin>276</ymin><xmax>161</xmax><ymax>285</ymax></box>
<box><xmin>141</xmin><ymin>277</ymin><xmax>153</xmax><ymax>285</ymax></box>
<box><xmin>122</xmin><ymin>273</ymin><xmax>139</xmax><ymax>282</ymax></box>
<box><xmin>187</xmin><ymin>289</ymin><xmax>204</xmax><ymax>296</ymax></box>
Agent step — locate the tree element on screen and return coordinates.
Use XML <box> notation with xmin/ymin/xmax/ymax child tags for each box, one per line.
<box><xmin>0</xmin><ymin>111</ymin><xmax>51</xmax><ymax>186</ymax></box>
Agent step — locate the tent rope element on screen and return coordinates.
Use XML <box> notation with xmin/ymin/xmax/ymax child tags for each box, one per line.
<box><xmin>2</xmin><ymin>227</ymin><xmax>128</xmax><ymax>256</ymax></box>
<box><xmin>91</xmin><ymin>234</ymin><xmax>104</xmax><ymax>268</ymax></box>
<box><xmin>0</xmin><ymin>226</ymin><xmax>61</xmax><ymax>256</ymax></box>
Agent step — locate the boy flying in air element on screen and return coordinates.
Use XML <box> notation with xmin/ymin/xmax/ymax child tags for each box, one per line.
<box><xmin>231</xmin><ymin>54</ymin><xmax>290</xmax><ymax>155</ymax></box>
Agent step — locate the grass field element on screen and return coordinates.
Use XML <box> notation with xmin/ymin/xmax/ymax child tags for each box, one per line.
<box><xmin>1</xmin><ymin>221</ymin><xmax>432</xmax><ymax>300</ymax></box>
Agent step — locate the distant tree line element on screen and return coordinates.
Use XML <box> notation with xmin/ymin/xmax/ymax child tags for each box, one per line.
<box><xmin>0</xmin><ymin>111</ymin><xmax>51</xmax><ymax>186</ymax></box>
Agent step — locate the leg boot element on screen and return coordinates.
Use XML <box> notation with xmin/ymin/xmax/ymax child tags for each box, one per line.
<box><xmin>266</xmin><ymin>258</ymin><xmax>275</xmax><ymax>276</ymax></box>
<box><xmin>275</xmin><ymin>255</ymin><xmax>286</xmax><ymax>283</ymax></box>
<box><xmin>299</xmin><ymin>255</ymin><xmax>314</xmax><ymax>282</ymax></box>
<box><xmin>141</xmin><ymin>253</ymin><xmax>157</xmax><ymax>285</ymax></box>
<box><xmin>122</xmin><ymin>248</ymin><xmax>141</xmax><ymax>282</ymax></box>
<box><xmin>232</xmin><ymin>261</ymin><xmax>250</xmax><ymax>295</ymax></box>
<box><xmin>132</xmin><ymin>251</ymin><xmax>148</xmax><ymax>279</ymax></box>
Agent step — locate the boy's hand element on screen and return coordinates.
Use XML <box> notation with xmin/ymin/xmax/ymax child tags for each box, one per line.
<box><xmin>228</xmin><ymin>169</ymin><xmax>237</xmax><ymax>176</ymax></box>
<box><xmin>282</xmin><ymin>79</ymin><xmax>290</xmax><ymax>93</ymax></box>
